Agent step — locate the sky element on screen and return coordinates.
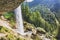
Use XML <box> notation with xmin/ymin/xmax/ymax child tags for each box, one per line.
<box><xmin>25</xmin><ymin>0</ymin><xmax>34</xmax><ymax>2</ymax></box>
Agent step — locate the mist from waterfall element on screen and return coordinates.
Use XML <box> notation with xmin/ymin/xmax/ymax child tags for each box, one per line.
<box><xmin>14</xmin><ymin>5</ymin><xmax>24</xmax><ymax>35</ymax></box>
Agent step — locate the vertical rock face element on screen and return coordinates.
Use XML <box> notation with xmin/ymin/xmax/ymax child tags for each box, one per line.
<box><xmin>0</xmin><ymin>0</ymin><xmax>24</xmax><ymax>12</ymax></box>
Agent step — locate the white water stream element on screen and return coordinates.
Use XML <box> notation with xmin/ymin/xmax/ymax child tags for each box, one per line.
<box><xmin>14</xmin><ymin>0</ymin><xmax>34</xmax><ymax>35</ymax></box>
<box><xmin>14</xmin><ymin>4</ymin><xmax>33</xmax><ymax>35</ymax></box>
<box><xmin>14</xmin><ymin>5</ymin><xmax>25</xmax><ymax>35</ymax></box>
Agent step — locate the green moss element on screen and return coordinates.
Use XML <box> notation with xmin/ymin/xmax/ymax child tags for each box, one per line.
<box><xmin>6</xmin><ymin>34</ymin><xmax>16</xmax><ymax>40</ymax></box>
<box><xmin>0</xmin><ymin>26</ymin><xmax>25</xmax><ymax>40</ymax></box>
<box><xmin>17</xmin><ymin>38</ymin><xmax>24</xmax><ymax>40</ymax></box>
<box><xmin>35</xmin><ymin>36</ymin><xmax>41</xmax><ymax>40</ymax></box>
<box><xmin>3</xmin><ymin>12</ymin><xmax>16</xmax><ymax>28</ymax></box>
<box><xmin>0</xmin><ymin>26</ymin><xmax>11</xmax><ymax>33</ymax></box>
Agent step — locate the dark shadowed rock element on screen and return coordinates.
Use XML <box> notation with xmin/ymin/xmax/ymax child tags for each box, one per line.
<box><xmin>0</xmin><ymin>0</ymin><xmax>24</xmax><ymax>12</ymax></box>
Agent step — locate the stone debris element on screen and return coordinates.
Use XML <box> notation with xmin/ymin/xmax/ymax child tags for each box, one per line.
<box><xmin>0</xmin><ymin>33</ymin><xmax>7</xmax><ymax>37</ymax></box>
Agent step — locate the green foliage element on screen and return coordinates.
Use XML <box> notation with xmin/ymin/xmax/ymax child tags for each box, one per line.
<box><xmin>1</xmin><ymin>3</ymin><xmax>59</xmax><ymax>40</ymax></box>
<box><xmin>0</xmin><ymin>26</ymin><xmax>10</xmax><ymax>33</ymax></box>
<box><xmin>3</xmin><ymin>12</ymin><xmax>14</xmax><ymax>19</ymax></box>
<box><xmin>22</xmin><ymin>3</ymin><xmax>30</xmax><ymax>22</ymax></box>
<box><xmin>21</xmin><ymin>3</ymin><xmax>60</xmax><ymax>39</ymax></box>
<box><xmin>3</xmin><ymin>12</ymin><xmax>16</xmax><ymax>28</ymax></box>
<box><xmin>0</xmin><ymin>26</ymin><xmax>24</xmax><ymax>40</ymax></box>
<box><xmin>7</xmin><ymin>34</ymin><xmax>16</xmax><ymax>40</ymax></box>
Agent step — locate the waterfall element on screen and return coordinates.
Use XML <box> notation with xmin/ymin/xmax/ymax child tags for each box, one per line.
<box><xmin>14</xmin><ymin>5</ymin><xmax>24</xmax><ymax>35</ymax></box>
<box><xmin>14</xmin><ymin>1</ymin><xmax>32</xmax><ymax>35</ymax></box>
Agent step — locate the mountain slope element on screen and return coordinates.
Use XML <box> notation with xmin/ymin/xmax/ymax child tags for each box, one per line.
<box><xmin>22</xmin><ymin>4</ymin><xmax>60</xmax><ymax>38</ymax></box>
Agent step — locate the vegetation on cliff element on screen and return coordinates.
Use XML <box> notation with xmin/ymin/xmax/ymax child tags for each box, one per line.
<box><xmin>0</xmin><ymin>2</ymin><xmax>60</xmax><ymax>40</ymax></box>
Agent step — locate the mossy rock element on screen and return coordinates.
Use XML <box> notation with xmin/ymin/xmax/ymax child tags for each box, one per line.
<box><xmin>0</xmin><ymin>26</ymin><xmax>11</xmax><ymax>33</ymax></box>
<box><xmin>31</xmin><ymin>34</ymin><xmax>41</xmax><ymax>40</ymax></box>
<box><xmin>36</xmin><ymin>27</ymin><xmax>46</xmax><ymax>34</ymax></box>
<box><xmin>0</xmin><ymin>0</ymin><xmax>24</xmax><ymax>12</ymax></box>
<box><xmin>0</xmin><ymin>26</ymin><xmax>26</xmax><ymax>40</ymax></box>
<box><xmin>24</xmin><ymin>21</ymin><xmax>35</xmax><ymax>31</ymax></box>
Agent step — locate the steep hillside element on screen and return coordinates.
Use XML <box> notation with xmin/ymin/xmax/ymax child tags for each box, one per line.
<box><xmin>22</xmin><ymin>3</ymin><xmax>60</xmax><ymax>40</ymax></box>
<box><xmin>0</xmin><ymin>0</ymin><xmax>60</xmax><ymax>40</ymax></box>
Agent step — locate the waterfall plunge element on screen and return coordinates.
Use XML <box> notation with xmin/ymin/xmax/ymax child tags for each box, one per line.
<box><xmin>14</xmin><ymin>4</ymin><xmax>32</xmax><ymax>35</ymax></box>
<box><xmin>14</xmin><ymin>5</ymin><xmax>25</xmax><ymax>35</ymax></box>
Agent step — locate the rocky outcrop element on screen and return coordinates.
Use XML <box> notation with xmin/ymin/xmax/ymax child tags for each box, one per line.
<box><xmin>0</xmin><ymin>0</ymin><xmax>24</xmax><ymax>11</ymax></box>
